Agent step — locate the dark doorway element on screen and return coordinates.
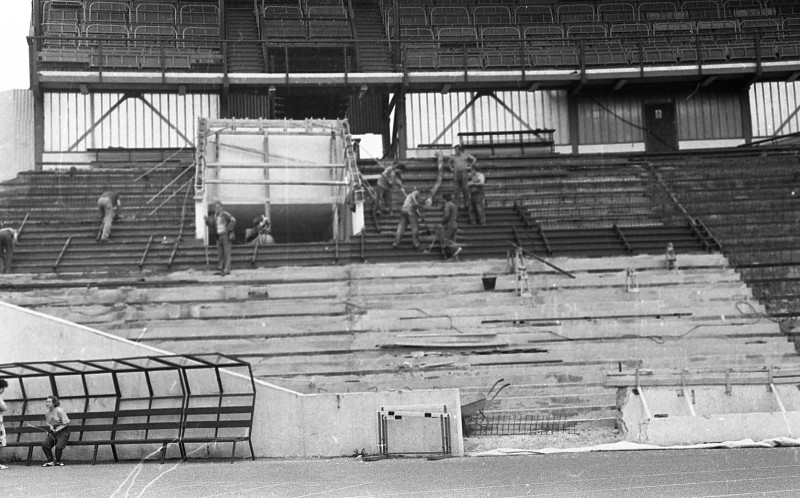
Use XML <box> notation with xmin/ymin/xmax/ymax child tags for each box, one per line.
<box><xmin>643</xmin><ymin>103</ymin><xmax>678</xmax><ymax>153</ymax></box>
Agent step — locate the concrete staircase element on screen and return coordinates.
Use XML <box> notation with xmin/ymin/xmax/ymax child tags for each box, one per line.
<box><xmin>351</xmin><ymin>0</ymin><xmax>393</xmax><ymax>71</ymax></box>
<box><xmin>652</xmin><ymin>150</ymin><xmax>800</xmax><ymax>327</ymax></box>
<box><xmin>2</xmin><ymin>253</ymin><xmax>794</xmax><ymax>429</ymax></box>
<box><xmin>224</xmin><ymin>2</ymin><xmax>265</xmax><ymax>73</ymax></box>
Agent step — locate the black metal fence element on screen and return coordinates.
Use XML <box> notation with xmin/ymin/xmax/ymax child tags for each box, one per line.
<box><xmin>464</xmin><ymin>413</ymin><xmax>577</xmax><ymax>437</ymax></box>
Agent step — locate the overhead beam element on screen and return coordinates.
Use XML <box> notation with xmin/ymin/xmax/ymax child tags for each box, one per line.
<box><xmin>701</xmin><ymin>76</ymin><xmax>717</xmax><ymax>87</ymax></box>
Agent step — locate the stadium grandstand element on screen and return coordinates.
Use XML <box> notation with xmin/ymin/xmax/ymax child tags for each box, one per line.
<box><xmin>3</xmin><ymin>0</ymin><xmax>800</xmax><ymax>462</ymax></box>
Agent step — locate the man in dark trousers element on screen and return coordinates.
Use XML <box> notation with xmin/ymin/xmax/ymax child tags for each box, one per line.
<box><xmin>205</xmin><ymin>201</ymin><xmax>236</xmax><ymax>276</ymax></box>
<box><xmin>436</xmin><ymin>192</ymin><xmax>462</xmax><ymax>260</ymax></box>
<box><xmin>97</xmin><ymin>191</ymin><xmax>121</xmax><ymax>242</ymax></box>
<box><xmin>374</xmin><ymin>162</ymin><xmax>406</xmax><ymax>214</ymax></box>
<box><xmin>448</xmin><ymin>144</ymin><xmax>477</xmax><ymax>209</ymax></box>
<box><xmin>468</xmin><ymin>165</ymin><xmax>486</xmax><ymax>225</ymax></box>
<box><xmin>393</xmin><ymin>188</ymin><xmax>426</xmax><ymax>250</ymax></box>
<box><xmin>0</xmin><ymin>226</ymin><xmax>18</xmax><ymax>273</ymax></box>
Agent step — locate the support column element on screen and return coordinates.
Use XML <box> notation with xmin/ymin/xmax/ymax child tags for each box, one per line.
<box><xmin>740</xmin><ymin>84</ymin><xmax>753</xmax><ymax>145</ymax></box>
<box><xmin>33</xmin><ymin>88</ymin><xmax>44</xmax><ymax>172</ymax></box>
<box><xmin>397</xmin><ymin>89</ymin><xmax>407</xmax><ymax>159</ymax></box>
<box><xmin>568</xmin><ymin>95</ymin><xmax>580</xmax><ymax>154</ymax></box>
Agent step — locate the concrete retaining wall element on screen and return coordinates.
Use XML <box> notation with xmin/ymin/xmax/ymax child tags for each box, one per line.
<box><xmin>618</xmin><ymin>384</ymin><xmax>799</xmax><ymax>446</ymax></box>
<box><xmin>0</xmin><ymin>302</ymin><xmax>463</xmax><ymax>461</ymax></box>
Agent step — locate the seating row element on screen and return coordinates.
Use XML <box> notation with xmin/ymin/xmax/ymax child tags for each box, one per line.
<box><xmin>262</xmin><ymin>6</ymin><xmax>354</xmax><ymax>39</ymax></box>
<box><xmin>42</xmin><ymin>0</ymin><xmax>218</xmax><ymax>26</ymax></box>
<box><xmin>41</xmin><ymin>21</ymin><xmax>219</xmax><ymax>49</ymax></box>
<box><xmin>400</xmin><ymin>18</ymin><xmax>794</xmax><ymax>43</ymax></box>
<box><xmin>402</xmin><ymin>33</ymin><xmax>798</xmax><ymax>70</ymax></box>
<box><xmin>385</xmin><ymin>1</ymin><xmax>780</xmax><ymax>27</ymax></box>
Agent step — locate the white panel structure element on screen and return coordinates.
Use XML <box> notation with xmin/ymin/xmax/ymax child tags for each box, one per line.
<box><xmin>751</xmin><ymin>82</ymin><xmax>800</xmax><ymax>139</ymax></box>
<box><xmin>0</xmin><ymin>90</ymin><xmax>34</xmax><ymax>181</ymax></box>
<box><xmin>43</xmin><ymin>92</ymin><xmax>219</xmax><ymax>152</ymax></box>
<box><xmin>405</xmin><ymin>90</ymin><xmax>569</xmax><ymax>149</ymax></box>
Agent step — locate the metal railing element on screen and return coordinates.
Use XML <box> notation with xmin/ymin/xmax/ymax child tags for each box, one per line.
<box><xmin>463</xmin><ymin>413</ymin><xmax>577</xmax><ymax>437</ymax></box>
<box><xmin>29</xmin><ymin>30</ymin><xmax>798</xmax><ymax>76</ymax></box>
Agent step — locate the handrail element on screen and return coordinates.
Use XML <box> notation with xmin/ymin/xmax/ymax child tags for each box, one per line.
<box><xmin>167</xmin><ymin>181</ymin><xmax>193</xmax><ymax>268</ymax></box>
<box><xmin>139</xmin><ymin>235</ymin><xmax>154</xmax><ymax>269</ymax></box>
<box><xmin>251</xmin><ymin>240</ymin><xmax>260</xmax><ymax>267</ymax></box>
<box><xmin>148</xmin><ymin>178</ymin><xmax>193</xmax><ymax>218</ymax></box>
<box><xmin>145</xmin><ymin>165</ymin><xmax>194</xmax><ymax>206</ymax></box>
<box><xmin>31</xmin><ymin>30</ymin><xmax>794</xmax><ymax>85</ymax></box>
<box><xmin>53</xmin><ymin>236</ymin><xmax>71</xmax><ymax>271</ymax></box>
<box><xmin>133</xmin><ymin>146</ymin><xmax>190</xmax><ymax>183</ymax></box>
<box><xmin>17</xmin><ymin>213</ymin><xmax>30</xmax><ymax>240</ymax></box>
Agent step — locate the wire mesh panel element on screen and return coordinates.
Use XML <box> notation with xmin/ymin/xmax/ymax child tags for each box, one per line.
<box><xmin>463</xmin><ymin>413</ymin><xmax>577</xmax><ymax>437</ymax></box>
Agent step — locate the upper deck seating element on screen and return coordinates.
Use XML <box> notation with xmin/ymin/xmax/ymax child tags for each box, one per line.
<box><xmin>722</xmin><ymin>0</ymin><xmax>766</xmax><ymax>18</ymax></box>
<box><xmin>41</xmin><ymin>21</ymin><xmax>82</xmax><ymax>48</ymax></box>
<box><xmin>772</xmin><ymin>0</ymin><xmax>800</xmax><ymax>16</ymax></box>
<box><xmin>682</xmin><ymin>0</ymin><xmax>722</xmax><ymax>20</ymax></box>
<box><xmin>526</xmin><ymin>25</ymin><xmax>578</xmax><ymax>67</ymax></box>
<box><xmin>401</xmin><ymin>26</ymin><xmax>436</xmax><ymax>68</ymax></box>
<box><xmin>557</xmin><ymin>3</ymin><xmax>595</xmax><ymax>24</ymax></box>
<box><xmin>481</xmin><ymin>26</ymin><xmax>523</xmax><ymax>68</ymax></box>
<box><xmin>85</xmin><ymin>22</ymin><xmax>129</xmax><ymax>46</ymax></box>
<box><xmin>43</xmin><ymin>0</ymin><xmax>83</xmax><ymax>23</ymax></box>
<box><xmin>307</xmin><ymin>6</ymin><xmax>352</xmax><ymax>39</ymax></box>
<box><xmin>430</xmin><ymin>6</ymin><xmax>470</xmax><ymax>27</ymax></box>
<box><xmin>181</xmin><ymin>25</ymin><xmax>220</xmax><ymax>51</ymax></box>
<box><xmin>597</xmin><ymin>2</ymin><xmax>637</xmax><ymax>23</ymax></box>
<box><xmin>436</xmin><ymin>26</ymin><xmax>483</xmax><ymax>69</ymax></box>
<box><xmin>86</xmin><ymin>1</ymin><xmax>130</xmax><ymax>24</ymax></box>
<box><xmin>178</xmin><ymin>3</ymin><xmax>219</xmax><ymax>26</ymax></box>
<box><xmin>473</xmin><ymin>5</ymin><xmax>512</xmax><ymax>28</ymax></box>
<box><xmin>639</xmin><ymin>1</ymin><xmax>681</xmax><ymax>21</ymax></box>
<box><xmin>305</xmin><ymin>0</ymin><xmax>344</xmax><ymax>10</ymax></box>
<box><xmin>133</xmin><ymin>25</ymin><xmax>179</xmax><ymax>48</ymax></box>
<box><xmin>647</xmin><ymin>21</ymin><xmax>694</xmax><ymax>62</ymax></box>
<box><xmin>515</xmin><ymin>5</ymin><xmax>555</xmax><ymax>25</ymax></box>
<box><xmin>134</xmin><ymin>2</ymin><xmax>177</xmax><ymax>25</ymax></box>
<box><xmin>263</xmin><ymin>5</ymin><xmax>306</xmax><ymax>38</ymax></box>
<box><xmin>695</xmin><ymin>19</ymin><xmax>739</xmax><ymax>60</ymax></box>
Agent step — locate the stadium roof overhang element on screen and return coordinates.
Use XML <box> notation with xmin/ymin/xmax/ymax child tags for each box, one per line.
<box><xmin>35</xmin><ymin>60</ymin><xmax>800</xmax><ymax>95</ymax></box>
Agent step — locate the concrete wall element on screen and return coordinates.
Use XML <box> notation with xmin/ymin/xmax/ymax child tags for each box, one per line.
<box><xmin>0</xmin><ymin>301</ymin><xmax>463</xmax><ymax>461</ymax></box>
<box><xmin>0</xmin><ymin>90</ymin><xmax>34</xmax><ymax>181</ymax></box>
<box><xmin>618</xmin><ymin>385</ymin><xmax>800</xmax><ymax>446</ymax></box>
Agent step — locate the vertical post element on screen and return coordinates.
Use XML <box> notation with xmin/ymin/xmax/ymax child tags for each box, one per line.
<box><xmin>739</xmin><ymin>84</ymin><xmax>753</xmax><ymax>145</ymax></box>
<box><xmin>567</xmin><ymin>95</ymin><xmax>580</xmax><ymax>154</ymax></box>
<box><xmin>263</xmin><ymin>131</ymin><xmax>270</xmax><ymax>220</ymax></box>
<box><xmin>396</xmin><ymin>89</ymin><xmax>407</xmax><ymax>159</ymax></box>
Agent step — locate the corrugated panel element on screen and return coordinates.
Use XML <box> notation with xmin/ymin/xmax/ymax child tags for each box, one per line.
<box><xmin>347</xmin><ymin>94</ymin><xmax>387</xmax><ymax>135</ymax></box>
<box><xmin>579</xmin><ymin>89</ymin><xmax>743</xmax><ymax>145</ymax></box>
<box><xmin>578</xmin><ymin>93</ymin><xmax>644</xmax><ymax>145</ymax></box>
<box><xmin>44</xmin><ymin>92</ymin><xmax>219</xmax><ymax>152</ymax></box>
<box><xmin>227</xmin><ymin>92</ymin><xmax>270</xmax><ymax>119</ymax></box>
<box><xmin>677</xmin><ymin>89</ymin><xmax>741</xmax><ymax>141</ymax></box>
<box><xmin>405</xmin><ymin>90</ymin><xmax>569</xmax><ymax>148</ymax></box>
<box><xmin>751</xmin><ymin>82</ymin><xmax>800</xmax><ymax>139</ymax></box>
<box><xmin>0</xmin><ymin>90</ymin><xmax>34</xmax><ymax>180</ymax></box>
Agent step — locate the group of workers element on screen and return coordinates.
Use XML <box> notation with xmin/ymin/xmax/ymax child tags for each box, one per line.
<box><xmin>381</xmin><ymin>143</ymin><xmax>486</xmax><ymax>261</ymax></box>
<box><xmin>0</xmin><ymin>145</ymin><xmax>480</xmax><ymax>274</ymax></box>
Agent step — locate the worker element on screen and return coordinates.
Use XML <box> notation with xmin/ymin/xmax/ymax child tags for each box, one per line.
<box><xmin>0</xmin><ymin>226</ymin><xmax>18</xmax><ymax>273</ymax></box>
<box><xmin>204</xmin><ymin>201</ymin><xmax>236</xmax><ymax>276</ymax></box>
<box><xmin>448</xmin><ymin>144</ymin><xmax>476</xmax><ymax>208</ymax></box>
<box><xmin>374</xmin><ymin>162</ymin><xmax>406</xmax><ymax>215</ymax></box>
<box><xmin>393</xmin><ymin>188</ymin><xmax>427</xmax><ymax>250</ymax></box>
<box><xmin>97</xmin><ymin>191</ymin><xmax>121</xmax><ymax>243</ymax></box>
<box><xmin>468</xmin><ymin>164</ymin><xmax>486</xmax><ymax>225</ymax></box>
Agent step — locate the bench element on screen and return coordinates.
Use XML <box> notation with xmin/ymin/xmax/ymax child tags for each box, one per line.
<box><xmin>179</xmin><ymin>400</ymin><xmax>255</xmax><ymax>463</ymax></box>
<box><xmin>3</xmin><ymin>405</ymin><xmax>184</xmax><ymax>465</ymax></box>
<box><xmin>458</xmin><ymin>129</ymin><xmax>556</xmax><ymax>156</ymax></box>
